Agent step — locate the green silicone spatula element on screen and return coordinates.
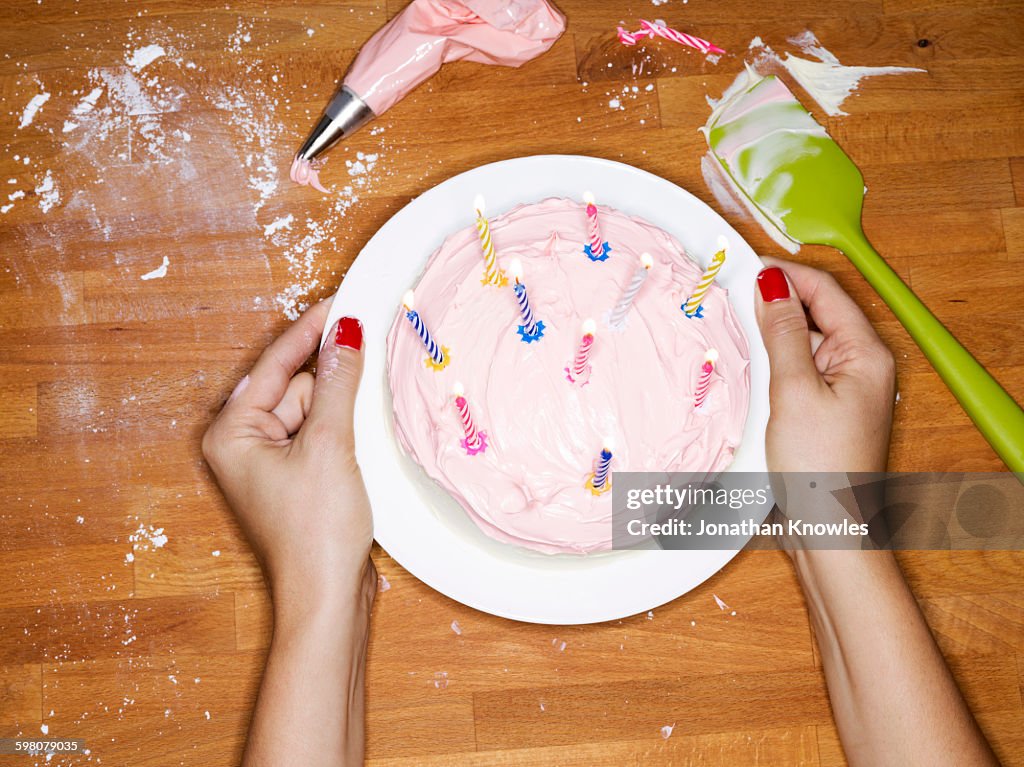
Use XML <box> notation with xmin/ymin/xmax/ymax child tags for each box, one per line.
<box><xmin>704</xmin><ymin>71</ymin><xmax>1024</xmax><ymax>472</ymax></box>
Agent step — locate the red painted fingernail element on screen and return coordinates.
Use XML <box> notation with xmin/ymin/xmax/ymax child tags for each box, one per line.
<box><xmin>335</xmin><ymin>317</ymin><xmax>363</xmax><ymax>350</ymax></box>
<box><xmin>757</xmin><ymin>267</ymin><xmax>790</xmax><ymax>303</ymax></box>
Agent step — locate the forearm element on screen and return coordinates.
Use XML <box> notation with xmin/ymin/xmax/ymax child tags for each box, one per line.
<box><xmin>794</xmin><ymin>549</ymin><xmax>997</xmax><ymax>767</ymax></box>
<box><xmin>243</xmin><ymin>571</ymin><xmax>375</xmax><ymax>767</ymax></box>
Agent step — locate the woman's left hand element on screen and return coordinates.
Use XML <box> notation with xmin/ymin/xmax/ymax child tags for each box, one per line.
<box><xmin>202</xmin><ymin>301</ymin><xmax>374</xmax><ymax>606</ymax></box>
<box><xmin>203</xmin><ymin>302</ymin><xmax>376</xmax><ymax>766</ymax></box>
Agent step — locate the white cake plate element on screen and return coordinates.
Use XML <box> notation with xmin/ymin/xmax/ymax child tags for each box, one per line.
<box><xmin>321</xmin><ymin>155</ymin><xmax>769</xmax><ymax>625</ymax></box>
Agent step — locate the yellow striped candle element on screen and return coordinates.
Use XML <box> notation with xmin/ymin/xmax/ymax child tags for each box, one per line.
<box><xmin>683</xmin><ymin>236</ymin><xmax>728</xmax><ymax>317</ymax></box>
<box><xmin>474</xmin><ymin>194</ymin><xmax>507</xmax><ymax>287</ymax></box>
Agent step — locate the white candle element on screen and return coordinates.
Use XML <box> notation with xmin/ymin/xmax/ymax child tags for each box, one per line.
<box><xmin>608</xmin><ymin>252</ymin><xmax>653</xmax><ymax>328</ymax></box>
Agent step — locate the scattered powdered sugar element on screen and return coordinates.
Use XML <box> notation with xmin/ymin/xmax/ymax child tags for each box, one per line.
<box><xmin>19</xmin><ymin>91</ymin><xmax>51</xmax><ymax>129</ymax></box>
<box><xmin>211</xmin><ymin>550</ymin><xmax>221</xmax><ymax>557</ymax></box>
<box><xmin>345</xmin><ymin>151</ymin><xmax>378</xmax><ymax>177</ymax></box>
<box><xmin>227</xmin><ymin>18</ymin><xmax>254</xmax><ymax>53</ymax></box>
<box><xmin>263</xmin><ymin>213</ymin><xmax>294</xmax><ymax>237</ymax></box>
<box><xmin>73</xmin><ymin>87</ymin><xmax>104</xmax><ymax>115</ymax></box>
<box><xmin>63</xmin><ymin>87</ymin><xmax>105</xmax><ymax>132</ymax></box>
<box><xmin>87</xmin><ymin>65</ymin><xmax>185</xmax><ymax>162</ymax></box>
<box><xmin>126</xmin><ymin>44</ymin><xmax>166</xmax><ymax>71</ymax></box>
<box><xmin>275</xmin><ymin>169</ymin><xmax>374</xmax><ymax>319</ymax></box>
<box><xmin>214</xmin><ymin>83</ymin><xmax>282</xmax><ymax>213</ymax></box>
<box><xmin>34</xmin><ymin>170</ymin><xmax>60</xmax><ymax>213</ymax></box>
<box><xmin>433</xmin><ymin>671</ymin><xmax>449</xmax><ymax>689</ymax></box>
<box><xmin>551</xmin><ymin>638</ymin><xmax>567</xmax><ymax>652</ymax></box>
<box><xmin>140</xmin><ymin>256</ymin><xmax>170</xmax><ymax>281</ymax></box>
<box><xmin>604</xmin><ymin>82</ymin><xmax>652</xmax><ymax>117</ymax></box>
<box><xmin>661</xmin><ymin>723</ymin><xmax>675</xmax><ymax>739</ymax></box>
<box><xmin>129</xmin><ymin>523</ymin><xmax>169</xmax><ymax>552</ymax></box>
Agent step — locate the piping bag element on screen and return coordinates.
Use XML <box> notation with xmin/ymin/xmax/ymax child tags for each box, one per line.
<box><xmin>703</xmin><ymin>71</ymin><xmax>1024</xmax><ymax>472</ymax></box>
<box><xmin>291</xmin><ymin>0</ymin><xmax>565</xmax><ymax>189</ymax></box>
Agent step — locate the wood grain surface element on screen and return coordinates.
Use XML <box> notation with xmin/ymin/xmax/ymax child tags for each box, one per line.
<box><xmin>1</xmin><ymin>0</ymin><xmax>1022</xmax><ymax>765</ymax></box>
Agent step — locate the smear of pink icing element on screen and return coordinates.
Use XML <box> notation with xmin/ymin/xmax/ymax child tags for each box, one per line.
<box><xmin>289</xmin><ymin>156</ymin><xmax>329</xmax><ymax>193</ymax></box>
<box><xmin>386</xmin><ymin>198</ymin><xmax>751</xmax><ymax>555</ymax></box>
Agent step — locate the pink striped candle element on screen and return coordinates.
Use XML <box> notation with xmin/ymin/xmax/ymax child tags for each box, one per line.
<box><xmin>583</xmin><ymin>191</ymin><xmax>603</xmax><ymax>255</ymax></box>
<box><xmin>694</xmin><ymin>349</ymin><xmax>719</xmax><ymax>408</ymax></box>
<box><xmin>452</xmin><ymin>381</ymin><xmax>486</xmax><ymax>455</ymax></box>
<box><xmin>566</xmin><ymin>318</ymin><xmax>597</xmax><ymax>385</ymax></box>
<box><xmin>617</xmin><ymin>20</ymin><xmax>725</xmax><ymax>55</ymax></box>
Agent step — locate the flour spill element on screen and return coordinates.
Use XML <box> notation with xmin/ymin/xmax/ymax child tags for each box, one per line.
<box><xmin>263</xmin><ymin>213</ymin><xmax>294</xmax><ymax>237</ymax></box>
<box><xmin>19</xmin><ymin>91</ymin><xmax>51</xmax><ymax>128</ymax></box>
<box><xmin>126</xmin><ymin>44</ymin><xmax>166</xmax><ymax>71</ymax></box>
<box><xmin>140</xmin><ymin>255</ymin><xmax>170</xmax><ymax>280</ymax></box>
<box><xmin>34</xmin><ymin>170</ymin><xmax>60</xmax><ymax>213</ymax></box>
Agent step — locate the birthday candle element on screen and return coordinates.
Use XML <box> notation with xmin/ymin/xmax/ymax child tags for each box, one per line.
<box><xmin>616</xmin><ymin>20</ymin><xmax>725</xmax><ymax>56</ymax></box>
<box><xmin>582</xmin><ymin>191</ymin><xmax>604</xmax><ymax>255</ymax></box>
<box><xmin>608</xmin><ymin>252</ymin><xmax>653</xmax><ymax>328</ymax></box>
<box><xmin>508</xmin><ymin>258</ymin><xmax>540</xmax><ymax>337</ymax></box>
<box><xmin>474</xmin><ymin>194</ymin><xmax>505</xmax><ymax>286</ymax></box>
<box><xmin>694</xmin><ymin>349</ymin><xmax>719</xmax><ymax>408</ymax></box>
<box><xmin>683</xmin><ymin>235</ymin><xmax>728</xmax><ymax>317</ymax></box>
<box><xmin>571</xmin><ymin>319</ymin><xmax>596</xmax><ymax>381</ymax></box>
<box><xmin>592</xmin><ymin>438</ymin><xmax>614</xmax><ymax>491</ymax></box>
<box><xmin>403</xmin><ymin>290</ymin><xmax>446</xmax><ymax>367</ymax></box>
<box><xmin>452</xmin><ymin>381</ymin><xmax>483</xmax><ymax>452</ymax></box>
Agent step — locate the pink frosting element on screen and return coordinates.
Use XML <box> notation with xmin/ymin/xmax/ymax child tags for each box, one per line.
<box><xmin>386</xmin><ymin>198</ymin><xmax>750</xmax><ymax>554</ymax></box>
<box><xmin>289</xmin><ymin>156</ymin><xmax>329</xmax><ymax>192</ymax></box>
<box><xmin>344</xmin><ymin>0</ymin><xmax>565</xmax><ymax>116</ymax></box>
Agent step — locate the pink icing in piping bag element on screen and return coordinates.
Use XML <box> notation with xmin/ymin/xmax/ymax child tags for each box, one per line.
<box><xmin>292</xmin><ymin>0</ymin><xmax>565</xmax><ymax>190</ymax></box>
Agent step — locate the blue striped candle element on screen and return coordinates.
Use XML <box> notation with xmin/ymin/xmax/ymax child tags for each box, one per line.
<box><xmin>403</xmin><ymin>290</ymin><xmax>445</xmax><ymax>367</ymax></box>
<box><xmin>593</xmin><ymin>440</ymin><xmax>614</xmax><ymax>490</ymax></box>
<box><xmin>508</xmin><ymin>259</ymin><xmax>540</xmax><ymax>337</ymax></box>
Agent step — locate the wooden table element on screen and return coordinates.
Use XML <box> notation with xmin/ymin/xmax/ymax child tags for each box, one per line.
<box><xmin>1</xmin><ymin>0</ymin><xmax>1022</xmax><ymax>764</ymax></box>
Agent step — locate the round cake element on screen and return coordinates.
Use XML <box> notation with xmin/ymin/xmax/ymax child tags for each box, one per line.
<box><xmin>386</xmin><ymin>197</ymin><xmax>750</xmax><ymax>554</ymax></box>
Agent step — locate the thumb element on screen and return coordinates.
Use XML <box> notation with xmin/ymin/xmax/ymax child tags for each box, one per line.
<box><xmin>754</xmin><ymin>266</ymin><xmax>818</xmax><ymax>386</ymax></box>
<box><xmin>304</xmin><ymin>316</ymin><xmax>365</xmax><ymax>445</ymax></box>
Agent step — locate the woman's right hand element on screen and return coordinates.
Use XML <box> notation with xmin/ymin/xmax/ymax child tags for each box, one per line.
<box><xmin>754</xmin><ymin>258</ymin><xmax>896</xmax><ymax>474</ymax></box>
<box><xmin>754</xmin><ymin>259</ymin><xmax>999</xmax><ymax>767</ymax></box>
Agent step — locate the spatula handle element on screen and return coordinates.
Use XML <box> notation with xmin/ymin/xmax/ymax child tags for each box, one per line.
<box><xmin>838</xmin><ymin>231</ymin><xmax>1024</xmax><ymax>472</ymax></box>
